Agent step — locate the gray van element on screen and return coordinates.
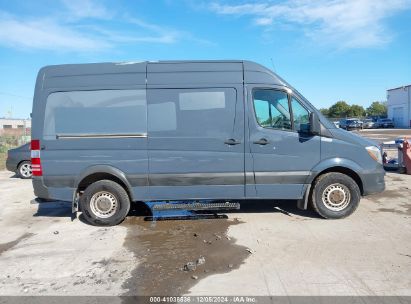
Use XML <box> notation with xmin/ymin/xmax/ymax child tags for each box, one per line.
<box><xmin>31</xmin><ymin>60</ymin><xmax>385</xmax><ymax>226</ymax></box>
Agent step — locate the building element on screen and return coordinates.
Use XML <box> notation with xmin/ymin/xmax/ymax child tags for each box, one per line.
<box><xmin>387</xmin><ymin>85</ymin><xmax>411</xmax><ymax>128</ymax></box>
<box><xmin>0</xmin><ymin>118</ymin><xmax>31</xmax><ymax>136</ymax></box>
<box><xmin>0</xmin><ymin>118</ymin><xmax>31</xmax><ymax>129</ymax></box>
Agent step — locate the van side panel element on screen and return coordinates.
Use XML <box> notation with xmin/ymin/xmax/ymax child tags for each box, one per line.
<box><xmin>146</xmin><ymin>62</ymin><xmax>245</xmax><ymax>200</ymax></box>
<box><xmin>32</xmin><ymin>63</ymin><xmax>150</xmax><ymax>202</ymax></box>
<box><xmin>147</xmin><ymin>62</ymin><xmax>243</xmax><ymax>85</ymax></box>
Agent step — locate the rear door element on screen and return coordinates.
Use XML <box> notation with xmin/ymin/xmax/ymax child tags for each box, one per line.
<box><xmin>247</xmin><ymin>87</ymin><xmax>321</xmax><ymax>199</ymax></box>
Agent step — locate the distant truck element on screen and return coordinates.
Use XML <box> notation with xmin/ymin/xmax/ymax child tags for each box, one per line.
<box><xmin>31</xmin><ymin>60</ymin><xmax>385</xmax><ymax>226</ymax></box>
<box><xmin>376</xmin><ymin>118</ymin><xmax>394</xmax><ymax>128</ymax></box>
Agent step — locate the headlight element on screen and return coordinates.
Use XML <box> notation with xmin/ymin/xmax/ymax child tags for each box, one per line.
<box><xmin>366</xmin><ymin>146</ymin><xmax>382</xmax><ymax>164</ymax></box>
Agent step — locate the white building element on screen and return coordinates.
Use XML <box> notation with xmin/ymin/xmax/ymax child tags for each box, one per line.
<box><xmin>387</xmin><ymin>85</ymin><xmax>411</xmax><ymax>128</ymax></box>
<box><xmin>0</xmin><ymin>118</ymin><xmax>31</xmax><ymax>130</ymax></box>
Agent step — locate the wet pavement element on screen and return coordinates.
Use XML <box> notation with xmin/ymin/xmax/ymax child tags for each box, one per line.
<box><xmin>0</xmin><ymin>170</ymin><xmax>410</xmax><ymax>296</ymax></box>
<box><xmin>122</xmin><ymin>212</ymin><xmax>248</xmax><ymax>296</ymax></box>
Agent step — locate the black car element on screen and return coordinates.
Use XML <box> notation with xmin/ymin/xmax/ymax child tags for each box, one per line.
<box><xmin>376</xmin><ymin>118</ymin><xmax>394</xmax><ymax>128</ymax></box>
<box><xmin>6</xmin><ymin>143</ymin><xmax>32</xmax><ymax>178</ymax></box>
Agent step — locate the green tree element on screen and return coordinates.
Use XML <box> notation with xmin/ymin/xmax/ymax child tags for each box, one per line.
<box><xmin>328</xmin><ymin>101</ymin><xmax>350</xmax><ymax>118</ymax></box>
<box><xmin>366</xmin><ymin>101</ymin><xmax>387</xmax><ymax>117</ymax></box>
<box><xmin>347</xmin><ymin>104</ymin><xmax>366</xmax><ymax>117</ymax></box>
<box><xmin>319</xmin><ymin>108</ymin><xmax>329</xmax><ymax>116</ymax></box>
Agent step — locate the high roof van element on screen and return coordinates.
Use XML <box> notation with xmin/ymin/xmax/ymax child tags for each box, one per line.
<box><xmin>31</xmin><ymin>60</ymin><xmax>385</xmax><ymax>226</ymax></box>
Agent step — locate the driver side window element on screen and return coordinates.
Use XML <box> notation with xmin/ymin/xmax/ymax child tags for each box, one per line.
<box><xmin>253</xmin><ymin>89</ymin><xmax>291</xmax><ymax>131</ymax></box>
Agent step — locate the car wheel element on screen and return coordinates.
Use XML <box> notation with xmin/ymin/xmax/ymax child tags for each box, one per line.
<box><xmin>17</xmin><ymin>161</ymin><xmax>32</xmax><ymax>179</ymax></box>
<box><xmin>311</xmin><ymin>172</ymin><xmax>360</xmax><ymax>219</ymax></box>
<box><xmin>80</xmin><ymin>180</ymin><xmax>130</xmax><ymax>226</ymax></box>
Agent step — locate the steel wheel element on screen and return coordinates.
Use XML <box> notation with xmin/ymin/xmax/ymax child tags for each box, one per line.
<box><xmin>89</xmin><ymin>191</ymin><xmax>118</xmax><ymax>218</ymax></box>
<box><xmin>321</xmin><ymin>183</ymin><xmax>351</xmax><ymax>211</ymax></box>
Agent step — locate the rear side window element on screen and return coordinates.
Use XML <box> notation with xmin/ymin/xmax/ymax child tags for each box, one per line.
<box><xmin>147</xmin><ymin>88</ymin><xmax>236</xmax><ymax>137</ymax></box>
<box><xmin>43</xmin><ymin>90</ymin><xmax>146</xmax><ymax>139</ymax></box>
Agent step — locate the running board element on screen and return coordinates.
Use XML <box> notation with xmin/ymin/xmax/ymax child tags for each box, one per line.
<box><xmin>152</xmin><ymin>201</ymin><xmax>240</xmax><ymax>211</ymax></box>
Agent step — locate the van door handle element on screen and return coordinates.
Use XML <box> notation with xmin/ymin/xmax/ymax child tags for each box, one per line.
<box><xmin>224</xmin><ymin>138</ymin><xmax>241</xmax><ymax>145</ymax></box>
<box><xmin>253</xmin><ymin>138</ymin><xmax>269</xmax><ymax>145</ymax></box>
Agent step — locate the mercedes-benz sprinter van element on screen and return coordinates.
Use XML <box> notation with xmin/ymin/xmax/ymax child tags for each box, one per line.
<box><xmin>31</xmin><ymin>60</ymin><xmax>385</xmax><ymax>226</ymax></box>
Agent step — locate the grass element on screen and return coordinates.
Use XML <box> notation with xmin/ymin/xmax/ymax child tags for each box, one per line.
<box><xmin>0</xmin><ymin>152</ymin><xmax>6</xmax><ymax>170</ymax></box>
<box><xmin>0</xmin><ymin>145</ymin><xmax>10</xmax><ymax>170</ymax></box>
<box><xmin>0</xmin><ymin>138</ymin><xmax>17</xmax><ymax>170</ymax></box>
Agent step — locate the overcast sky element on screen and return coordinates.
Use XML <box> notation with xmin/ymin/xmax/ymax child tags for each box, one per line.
<box><xmin>0</xmin><ymin>0</ymin><xmax>410</xmax><ymax>118</ymax></box>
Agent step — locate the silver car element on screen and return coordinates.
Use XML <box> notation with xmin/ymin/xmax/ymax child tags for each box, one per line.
<box><xmin>363</xmin><ymin>119</ymin><xmax>376</xmax><ymax>129</ymax></box>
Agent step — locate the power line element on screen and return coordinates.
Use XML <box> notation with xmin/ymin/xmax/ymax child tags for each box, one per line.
<box><xmin>0</xmin><ymin>91</ymin><xmax>32</xmax><ymax>100</ymax></box>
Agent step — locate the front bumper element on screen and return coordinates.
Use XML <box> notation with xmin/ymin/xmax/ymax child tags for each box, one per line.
<box><xmin>362</xmin><ymin>167</ymin><xmax>386</xmax><ymax>196</ymax></box>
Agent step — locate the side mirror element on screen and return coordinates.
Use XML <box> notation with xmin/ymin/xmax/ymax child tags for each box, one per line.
<box><xmin>309</xmin><ymin>112</ymin><xmax>321</xmax><ymax>135</ymax></box>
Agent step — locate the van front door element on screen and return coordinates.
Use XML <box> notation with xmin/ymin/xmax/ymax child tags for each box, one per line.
<box><xmin>147</xmin><ymin>87</ymin><xmax>245</xmax><ymax>200</ymax></box>
<box><xmin>248</xmin><ymin>87</ymin><xmax>321</xmax><ymax>199</ymax></box>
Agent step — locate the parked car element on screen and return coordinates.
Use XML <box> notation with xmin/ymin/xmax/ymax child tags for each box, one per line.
<box><xmin>6</xmin><ymin>143</ymin><xmax>32</xmax><ymax>178</ymax></box>
<box><xmin>376</xmin><ymin>118</ymin><xmax>394</xmax><ymax>128</ymax></box>
<box><xmin>31</xmin><ymin>60</ymin><xmax>385</xmax><ymax>226</ymax></box>
<box><xmin>363</xmin><ymin>118</ymin><xmax>376</xmax><ymax>129</ymax></box>
<box><xmin>339</xmin><ymin>118</ymin><xmax>363</xmax><ymax>130</ymax></box>
<box><xmin>333</xmin><ymin>121</ymin><xmax>340</xmax><ymax>128</ymax></box>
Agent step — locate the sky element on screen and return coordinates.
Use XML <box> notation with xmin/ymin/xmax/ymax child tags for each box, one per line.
<box><xmin>0</xmin><ymin>0</ymin><xmax>410</xmax><ymax>119</ymax></box>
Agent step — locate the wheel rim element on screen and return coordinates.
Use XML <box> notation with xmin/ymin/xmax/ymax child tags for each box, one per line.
<box><xmin>20</xmin><ymin>163</ymin><xmax>32</xmax><ymax>178</ymax></box>
<box><xmin>322</xmin><ymin>183</ymin><xmax>351</xmax><ymax>211</ymax></box>
<box><xmin>89</xmin><ymin>191</ymin><xmax>118</xmax><ymax>218</ymax></box>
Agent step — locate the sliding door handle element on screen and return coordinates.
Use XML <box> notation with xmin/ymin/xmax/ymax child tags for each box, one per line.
<box><xmin>253</xmin><ymin>138</ymin><xmax>269</xmax><ymax>145</ymax></box>
<box><xmin>224</xmin><ymin>138</ymin><xmax>241</xmax><ymax>145</ymax></box>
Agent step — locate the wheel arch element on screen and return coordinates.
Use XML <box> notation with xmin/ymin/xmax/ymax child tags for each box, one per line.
<box><xmin>308</xmin><ymin>158</ymin><xmax>364</xmax><ymax>195</ymax></box>
<box><xmin>311</xmin><ymin>166</ymin><xmax>363</xmax><ymax>195</ymax></box>
<box><xmin>16</xmin><ymin>159</ymin><xmax>31</xmax><ymax>170</ymax></box>
<box><xmin>75</xmin><ymin>165</ymin><xmax>134</xmax><ymax>202</ymax></box>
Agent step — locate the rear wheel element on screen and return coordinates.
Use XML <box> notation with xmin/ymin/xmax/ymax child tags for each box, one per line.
<box><xmin>80</xmin><ymin>180</ymin><xmax>130</xmax><ymax>226</ymax></box>
<box><xmin>311</xmin><ymin>172</ymin><xmax>360</xmax><ymax>219</ymax></box>
<box><xmin>17</xmin><ymin>161</ymin><xmax>32</xmax><ymax>179</ymax></box>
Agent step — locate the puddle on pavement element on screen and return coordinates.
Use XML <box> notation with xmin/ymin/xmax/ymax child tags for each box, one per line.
<box><xmin>391</xmin><ymin>177</ymin><xmax>405</xmax><ymax>182</ymax></box>
<box><xmin>367</xmin><ymin>189</ymin><xmax>406</xmax><ymax>201</ymax></box>
<box><xmin>121</xmin><ymin>203</ymin><xmax>249</xmax><ymax>296</ymax></box>
<box><xmin>377</xmin><ymin>203</ymin><xmax>411</xmax><ymax>216</ymax></box>
<box><xmin>0</xmin><ymin>233</ymin><xmax>34</xmax><ymax>255</ymax></box>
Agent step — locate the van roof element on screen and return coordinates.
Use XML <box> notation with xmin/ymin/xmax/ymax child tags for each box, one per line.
<box><xmin>36</xmin><ymin>60</ymin><xmax>289</xmax><ymax>87</ymax></box>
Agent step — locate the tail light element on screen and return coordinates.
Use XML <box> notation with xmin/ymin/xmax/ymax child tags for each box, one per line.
<box><xmin>31</xmin><ymin>139</ymin><xmax>42</xmax><ymax>176</ymax></box>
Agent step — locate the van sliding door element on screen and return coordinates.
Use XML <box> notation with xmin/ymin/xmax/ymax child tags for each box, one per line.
<box><xmin>146</xmin><ymin>87</ymin><xmax>245</xmax><ymax>200</ymax></box>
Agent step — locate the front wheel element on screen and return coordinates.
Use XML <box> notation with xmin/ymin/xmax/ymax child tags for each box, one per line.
<box><xmin>311</xmin><ymin>172</ymin><xmax>361</xmax><ymax>219</ymax></box>
<box><xmin>80</xmin><ymin>180</ymin><xmax>130</xmax><ymax>226</ymax></box>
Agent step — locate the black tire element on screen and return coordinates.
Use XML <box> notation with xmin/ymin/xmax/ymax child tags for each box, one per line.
<box><xmin>311</xmin><ymin>172</ymin><xmax>361</xmax><ymax>219</ymax></box>
<box><xmin>80</xmin><ymin>180</ymin><xmax>130</xmax><ymax>226</ymax></box>
<box><xmin>17</xmin><ymin>161</ymin><xmax>32</xmax><ymax>179</ymax></box>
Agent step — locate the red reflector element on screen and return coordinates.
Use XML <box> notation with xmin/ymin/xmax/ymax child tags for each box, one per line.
<box><xmin>31</xmin><ymin>139</ymin><xmax>40</xmax><ymax>150</ymax></box>
<box><xmin>30</xmin><ymin>140</ymin><xmax>42</xmax><ymax>176</ymax></box>
<box><xmin>32</xmin><ymin>168</ymin><xmax>43</xmax><ymax>176</ymax></box>
<box><xmin>31</xmin><ymin>158</ymin><xmax>41</xmax><ymax>165</ymax></box>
